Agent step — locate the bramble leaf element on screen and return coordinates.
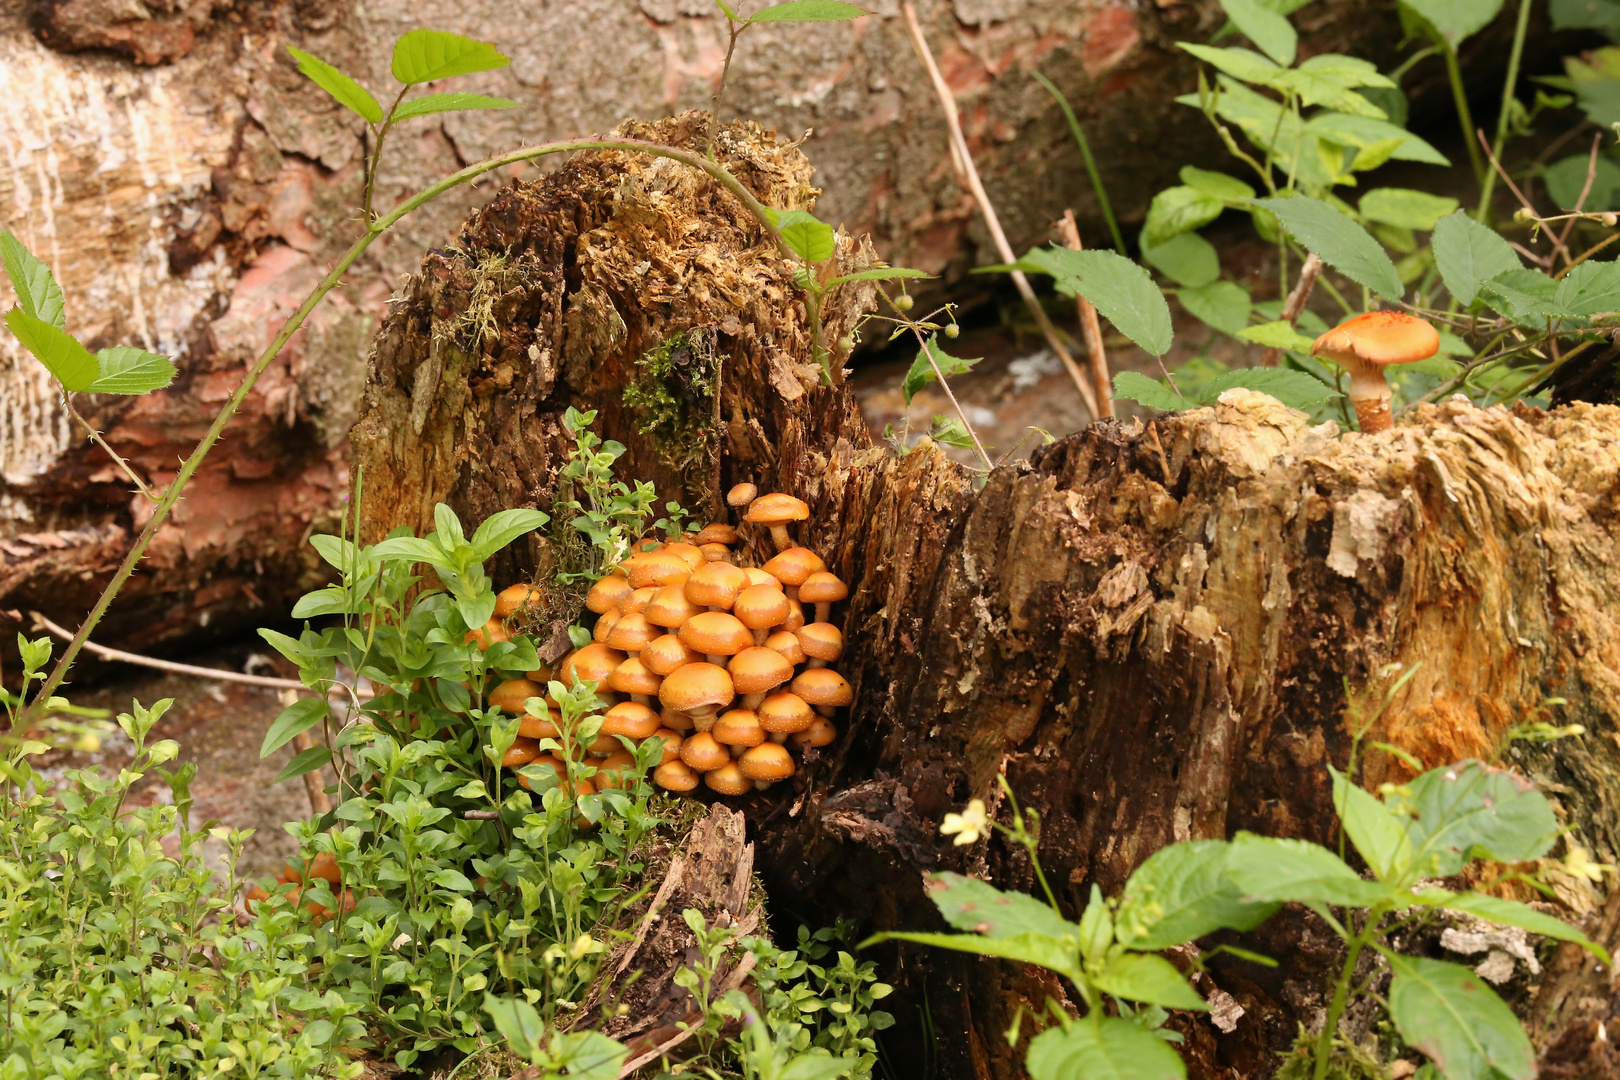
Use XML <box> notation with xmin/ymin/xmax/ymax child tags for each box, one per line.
<box><xmin>1220</xmin><ymin>0</ymin><xmax>1298</xmax><ymax>66</ymax></box>
<box><xmin>1386</xmin><ymin>955</ymin><xmax>1534</xmax><ymax>1080</ymax></box>
<box><xmin>1094</xmin><ymin>953</ymin><xmax>1207</xmax><ymax>1010</ymax></box>
<box><xmin>861</xmin><ymin>930</ymin><xmax>1083</xmax><ymax>985</ymax></box>
<box><xmin>1112</xmin><ymin>371</ymin><xmax>1192</xmax><ymax>412</ymax></box>
<box><xmin>923</xmin><ymin>871</ymin><xmax>1081</xmax><ymax>942</ymax></box>
<box><xmin>748</xmin><ymin>0</ymin><xmax>870</xmax><ymax>21</ymax></box>
<box><xmin>0</xmin><ymin>229</ymin><xmax>66</xmax><ymax>329</ymax></box>
<box><xmin>287</xmin><ymin>46</ymin><xmax>383</xmax><ymax>123</ymax></box>
<box><xmin>1145</xmin><ymin>233</ymin><xmax>1221</xmax><ymax>288</ymax></box>
<box><xmin>392</xmin><ymin>92</ymin><xmax>519</xmax><ymax>121</ymax></box>
<box><xmin>765</xmin><ymin>208</ymin><xmax>837</xmax><ymax>263</ymax></box>
<box><xmin>824</xmin><ymin>266</ymin><xmax>932</xmax><ymax>287</ymax></box>
<box><xmin>1431</xmin><ymin>210</ymin><xmax>1521</xmax><ymax>305</ymax></box>
<box><xmin>391</xmin><ymin>30</ymin><xmax>509</xmax><ymax>85</ymax></box>
<box><xmin>1234</xmin><ymin>320</ymin><xmax>1316</xmax><ymax>353</ymax></box>
<box><xmin>1553</xmin><ymin>259</ymin><xmax>1620</xmax><ymax>316</ymax></box>
<box><xmin>1226</xmin><ymin>833</ymin><xmax>1395</xmax><ymax>907</ymax></box>
<box><xmin>1116</xmin><ymin>840</ymin><xmax>1278</xmax><ymax>950</ymax></box>
<box><xmin>1329</xmin><ymin>766</ymin><xmax>1412</xmax><ymax>880</ymax></box>
<box><xmin>1399</xmin><ymin>760</ymin><xmax>1559</xmax><ymax>877</ymax></box>
<box><xmin>87</xmin><ymin>346</ymin><xmax>177</xmax><ymax>395</ymax></box>
<box><xmin>1142</xmin><ymin>186</ymin><xmax>1224</xmax><ymax>249</ymax></box>
<box><xmin>1251</xmin><ymin>195</ymin><xmax>1405</xmax><ymax>299</ymax></box>
<box><xmin>1177</xmin><ymin>281</ymin><xmax>1251</xmax><ymax>334</ymax></box>
<box><xmin>5</xmin><ymin>307</ymin><xmax>97</xmax><ymax>391</ymax></box>
<box><xmin>903</xmin><ymin>337</ymin><xmax>980</xmax><ymax>404</ymax></box>
<box><xmin>1359</xmin><ymin>188</ymin><xmax>1460</xmax><ymax>231</ymax></box>
<box><xmin>1021</xmin><ymin>247</ymin><xmax>1174</xmax><ymax>355</ymax></box>
<box><xmin>1025</xmin><ymin>1017</ymin><xmax>1187</xmax><ymax>1080</ymax></box>
<box><xmin>1399</xmin><ymin>0</ymin><xmax>1506</xmax><ymax>48</ymax></box>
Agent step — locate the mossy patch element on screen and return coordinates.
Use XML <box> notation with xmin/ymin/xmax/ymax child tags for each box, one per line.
<box><xmin>622</xmin><ymin>328</ymin><xmax>719</xmax><ymax>479</ymax></box>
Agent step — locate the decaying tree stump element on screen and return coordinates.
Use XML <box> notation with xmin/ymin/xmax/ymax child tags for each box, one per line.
<box><xmin>351</xmin><ymin>112</ymin><xmax>1620</xmax><ymax>1078</ymax></box>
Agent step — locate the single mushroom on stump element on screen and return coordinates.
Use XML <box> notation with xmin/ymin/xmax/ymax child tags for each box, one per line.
<box><xmin>1311</xmin><ymin>311</ymin><xmax>1440</xmax><ymax>434</ymax></box>
<box><xmin>746</xmin><ymin>493</ymin><xmax>810</xmax><ymax>551</ymax></box>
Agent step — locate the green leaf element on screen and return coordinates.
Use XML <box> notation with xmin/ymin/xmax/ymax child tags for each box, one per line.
<box><xmin>863</xmin><ymin>930</ymin><xmax>1083</xmax><ymax>985</ymax></box>
<box><xmin>1179</xmin><ymin>166</ymin><xmax>1256</xmax><ymax>204</ymax></box>
<box><xmin>5</xmin><ymin>307</ymin><xmax>98</xmax><ymax>391</ymax></box>
<box><xmin>391</xmin><ymin>92</ymin><xmax>518</xmax><ymax>121</ymax></box>
<box><xmin>1386</xmin><ymin>955</ymin><xmax>1534</xmax><ymax>1080</ymax></box>
<box><xmin>1276</xmin><ymin>55</ymin><xmax>1396</xmax><ymax>116</ymax></box>
<box><xmin>1306</xmin><ymin>111</ymin><xmax>1449</xmax><ymax>166</ymax></box>
<box><xmin>1025</xmin><ymin>1017</ymin><xmax>1187</xmax><ymax>1080</ymax></box>
<box><xmin>1142</xmin><ymin>186</ymin><xmax>1225</xmax><ymax>249</ymax></box>
<box><xmin>927</xmin><ymin>416</ymin><xmax>978</xmax><ymax>450</ymax></box>
<box><xmin>1543</xmin><ymin>153</ymin><xmax>1620</xmax><ymax>212</ymax></box>
<box><xmin>1144</xmin><ymin>233</ymin><xmax>1221</xmax><ymax>288</ymax></box>
<box><xmin>1401</xmin><ymin>761</ymin><xmax>1559</xmax><ymax>877</ymax></box>
<box><xmin>290</xmin><ymin>587</ymin><xmax>350</xmax><ymax>619</ymax></box>
<box><xmin>1431</xmin><ymin>210</ymin><xmax>1522</xmax><ymax>306</ymax></box>
<box><xmin>1553</xmin><ymin>259</ymin><xmax>1620</xmax><ymax>316</ymax></box>
<box><xmin>747</xmin><ymin>0</ymin><xmax>871</xmax><ymax>21</ymax></box>
<box><xmin>1552</xmin><ymin>0</ymin><xmax>1620</xmax><ymax>33</ymax></box>
<box><xmin>1252</xmin><ymin>195</ymin><xmax>1405</xmax><ymax>299</ymax></box>
<box><xmin>87</xmin><ymin>346</ymin><xmax>176</xmax><ymax>395</ymax></box>
<box><xmin>1179</xmin><ymin>43</ymin><xmax>1286</xmax><ymax>88</ymax></box>
<box><xmin>1221</xmin><ymin>0</ymin><xmax>1298</xmax><ymax>66</ymax></box>
<box><xmin>470</xmin><ymin>508</ymin><xmax>549</xmax><ymax>561</ymax></box>
<box><xmin>1359</xmin><ymin>188</ymin><xmax>1461</xmax><ymax>231</ymax></box>
<box><xmin>0</xmin><ymin>229</ymin><xmax>65</xmax><ymax>329</ymax></box>
<box><xmin>765</xmin><ymin>208</ymin><xmax>836</xmax><ymax>263</ymax></box>
<box><xmin>1094</xmin><ymin>953</ymin><xmax>1207</xmax><ymax>1010</ymax></box>
<box><xmin>1399</xmin><ymin>0</ymin><xmax>1506</xmax><ymax>47</ymax></box>
<box><xmin>261</xmin><ymin>696</ymin><xmax>329</xmax><ymax>758</ymax></box>
<box><xmin>1413</xmin><ymin>888</ymin><xmax>1609</xmax><ymax>961</ymax></box>
<box><xmin>924</xmin><ymin>871</ymin><xmax>1082</xmax><ymax>942</ymax></box>
<box><xmin>484</xmin><ymin>993</ymin><xmax>545</xmax><ymax>1059</ymax></box>
<box><xmin>1112</xmin><ymin>371</ymin><xmax>1193</xmax><ymax>412</ymax></box>
<box><xmin>903</xmin><ymin>338</ymin><xmax>980</xmax><ymax>404</ymax></box>
<box><xmin>1177</xmin><ymin>281</ymin><xmax>1251</xmax><ymax>334</ymax></box>
<box><xmin>824</xmin><ymin>266</ymin><xmax>932</xmax><ymax>287</ymax></box>
<box><xmin>286</xmin><ymin>46</ymin><xmax>383</xmax><ymax>123</ymax></box>
<box><xmin>276</xmin><ymin>745</ymin><xmax>332</xmax><ymax>784</ymax></box>
<box><xmin>1202</xmin><ymin>367</ymin><xmax>1339</xmax><ymax>409</ymax></box>
<box><xmin>1329</xmin><ymin>766</ymin><xmax>1412</xmax><ymax>880</ymax></box>
<box><xmin>780</xmin><ymin>1055</ymin><xmax>856</xmax><ymax>1080</ymax></box>
<box><xmin>391</xmin><ymin>30</ymin><xmax>509</xmax><ymax>85</ymax></box>
<box><xmin>1021</xmin><ymin>247</ymin><xmax>1174</xmax><ymax>355</ymax></box>
<box><xmin>1226</xmin><ymin>833</ymin><xmax>1394</xmax><ymax>907</ymax></box>
<box><xmin>1116</xmin><ymin>840</ymin><xmax>1278</xmax><ymax>950</ymax></box>
<box><xmin>1234</xmin><ymin>320</ymin><xmax>1316</xmax><ymax>353</ymax></box>
<box><xmin>1478</xmin><ymin>268</ymin><xmax>1561</xmax><ymax>324</ymax></box>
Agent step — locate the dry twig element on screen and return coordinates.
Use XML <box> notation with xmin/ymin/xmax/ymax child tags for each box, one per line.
<box><xmin>30</xmin><ymin>612</ymin><xmax>305</xmax><ymax>690</ymax></box>
<box><xmin>1058</xmin><ymin>211</ymin><xmax>1113</xmax><ymax>417</ymax></box>
<box><xmin>1262</xmin><ymin>252</ymin><xmax>1324</xmax><ymax>367</ymax></box>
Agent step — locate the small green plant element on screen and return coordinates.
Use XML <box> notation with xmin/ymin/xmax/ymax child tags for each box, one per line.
<box><xmin>869</xmin><ymin>748</ymin><xmax>1606</xmax><ymax>1080</ymax></box>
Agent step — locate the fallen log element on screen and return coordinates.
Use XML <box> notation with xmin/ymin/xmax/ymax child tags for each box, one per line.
<box><xmin>350</xmin><ymin>112</ymin><xmax>1620</xmax><ymax>1078</ymax></box>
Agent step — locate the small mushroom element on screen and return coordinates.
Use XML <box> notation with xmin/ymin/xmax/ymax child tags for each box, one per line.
<box><xmin>704</xmin><ymin>761</ymin><xmax>754</xmax><ymax>796</ymax></box>
<box><xmin>679</xmin><ymin>730</ymin><xmax>731</xmax><ymax>772</ymax></box>
<box><xmin>663</xmin><ymin>542</ymin><xmax>706</xmax><ymax>571</ymax></box>
<box><xmin>608</xmin><ymin>657</ymin><xmax>663</xmax><ymax>704</ymax></box>
<box><xmin>763</xmin><ymin>630</ymin><xmax>806</xmax><ymax>667</ymax></box>
<box><xmin>489</xmin><ymin>677</ymin><xmax>544</xmax><ymax>714</ymax></box>
<box><xmin>561</xmin><ymin>643</ymin><xmax>627</xmax><ymax>705</ymax></box>
<box><xmin>592</xmin><ymin>750</ymin><xmax>638</xmax><ymax>790</ymax></box>
<box><xmin>729</xmin><ymin>646</ymin><xmax>795</xmax><ymax>709</ymax></box>
<box><xmin>733</xmin><ymin>584</ymin><xmax>791</xmax><ymax>645</ymax></box>
<box><xmin>762</xmin><ymin>547</ymin><xmax>826</xmax><ymax>597</ymax></box>
<box><xmin>653</xmin><ymin>759</ymin><xmax>701</xmax><ymax>792</ymax></box>
<box><xmin>791</xmin><ymin>667</ymin><xmax>853</xmax><ymax>718</ymax></box>
<box><xmin>606</xmin><ymin>612</ymin><xmax>657</xmax><ymax>655</ymax></box>
<box><xmin>796</xmin><ymin>623</ymin><xmax>844</xmax><ymax>668</ymax></box>
<box><xmin>782</xmin><ymin>597</ymin><xmax>806</xmax><ymax>634</ymax></box>
<box><xmin>464</xmin><ymin>618</ymin><xmax>511</xmax><ymax>649</ymax></box>
<box><xmin>694</xmin><ymin>523</ymin><xmax>738</xmax><ymax>546</ymax></box>
<box><xmin>700</xmin><ymin>542</ymin><xmax>733</xmax><ymax>563</ymax></box>
<box><xmin>626</xmin><ymin>551</ymin><xmax>692</xmax><ymax>590</ymax></box>
<box><xmin>602</xmin><ymin>701</ymin><xmax>662</xmax><ymax>740</ymax></box>
<box><xmin>647</xmin><ymin>728</ymin><xmax>684</xmax><ymax>766</ymax></box>
<box><xmin>585</xmin><ymin>573</ymin><xmax>633</xmax><ymax>614</ymax></box>
<box><xmin>643</xmin><ymin>633</ymin><xmax>702</xmax><ymax>676</ymax></box>
<box><xmin>791</xmin><ymin>716</ymin><xmax>837</xmax><ymax>749</ymax></box>
<box><xmin>495</xmin><ymin>583</ymin><xmax>541</xmax><ymax>618</ymax></box>
<box><xmin>726</xmin><ymin>482</ymin><xmax>759</xmax><ymax>510</ymax></box>
<box><xmin>646</xmin><ymin>583</ymin><xmax>703</xmax><ymax>628</ymax></box>
<box><xmin>758</xmin><ymin>691</ymin><xmax>814</xmax><ymax>735</ymax></box>
<box><xmin>685</xmin><ymin>561</ymin><xmax>749</xmax><ymax>611</ymax></box>
<box><xmin>745</xmin><ymin>493</ymin><xmax>810</xmax><ymax>551</ymax></box>
<box><xmin>798</xmin><ymin>572</ymin><xmax>848</xmax><ymax>624</ymax></box>
<box><xmin>743</xmin><ymin>567</ymin><xmax>782</xmax><ymax>590</ymax></box>
<box><xmin>678</xmin><ymin>611</ymin><xmax>754</xmax><ymax>666</ymax></box>
<box><xmin>658</xmin><ymin>662</ymin><xmax>735</xmax><ymax>729</ymax></box>
<box><xmin>712</xmin><ymin>708</ymin><xmax>765</xmax><ymax>748</ymax></box>
<box><xmin>739</xmin><ymin>742</ymin><xmax>795</xmax><ymax>787</ymax></box>
<box><xmin>592</xmin><ymin>608</ymin><xmax>623</xmax><ymax>644</ymax></box>
<box><xmin>501</xmin><ymin>737</ymin><xmax>543</xmax><ymax>768</ymax></box>
<box><xmin>1311</xmin><ymin>311</ymin><xmax>1439</xmax><ymax>434</ymax></box>
<box><xmin>620</xmin><ymin>586</ymin><xmax>658</xmax><ymax>615</ymax></box>
<box><xmin>518</xmin><ymin>700</ymin><xmax>561</xmax><ymax>740</ymax></box>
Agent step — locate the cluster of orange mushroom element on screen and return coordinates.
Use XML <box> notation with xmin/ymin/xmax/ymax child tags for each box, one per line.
<box><xmin>485</xmin><ymin>486</ymin><xmax>852</xmax><ymax>800</ymax></box>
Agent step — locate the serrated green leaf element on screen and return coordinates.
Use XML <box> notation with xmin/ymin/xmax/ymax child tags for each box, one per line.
<box><xmin>824</xmin><ymin>266</ymin><xmax>932</xmax><ymax>287</ymax></box>
<box><xmin>924</xmin><ymin>871</ymin><xmax>1081</xmax><ymax>941</ymax></box>
<box><xmin>765</xmin><ymin>208</ymin><xmax>836</xmax><ymax>263</ymax></box>
<box><xmin>1235</xmin><ymin>320</ymin><xmax>1317</xmax><ymax>353</ymax></box>
<box><xmin>1400</xmin><ymin>0</ymin><xmax>1506</xmax><ymax>47</ymax></box>
<box><xmin>1413</xmin><ymin>888</ymin><xmax>1608</xmax><ymax>960</ymax></box>
<box><xmin>1178</xmin><ymin>166</ymin><xmax>1256</xmax><ymax>204</ymax></box>
<box><xmin>1116</xmin><ymin>840</ymin><xmax>1278</xmax><ymax>949</ymax></box>
<box><xmin>87</xmin><ymin>346</ymin><xmax>176</xmax><ymax>395</ymax></box>
<box><xmin>0</xmin><ymin>229</ymin><xmax>65</xmax><ymax>329</ymax></box>
<box><xmin>1401</xmin><ymin>760</ymin><xmax>1559</xmax><ymax>877</ymax></box>
<box><xmin>927</xmin><ymin>416</ymin><xmax>978</xmax><ymax>450</ymax></box>
<box><xmin>1095</xmin><ymin>953</ymin><xmax>1208</xmax><ymax>1010</ymax></box>
<box><xmin>1112</xmin><ymin>371</ymin><xmax>1194</xmax><ymax>412</ymax></box>
<box><xmin>903</xmin><ymin>338</ymin><xmax>980</xmax><ymax>404</ymax></box>
<box><xmin>1177</xmin><ymin>281</ymin><xmax>1251</xmax><ymax>335</ymax></box>
<box><xmin>1021</xmin><ymin>247</ymin><xmax>1174</xmax><ymax>355</ymax></box>
<box><xmin>1386</xmin><ymin>954</ymin><xmax>1534</xmax><ymax>1080</ymax></box>
<box><xmin>1330</xmin><ymin>766</ymin><xmax>1413</xmax><ymax>880</ymax></box>
<box><xmin>1142</xmin><ymin>186</ymin><xmax>1225</xmax><ymax>249</ymax></box>
<box><xmin>1252</xmin><ymin>195</ymin><xmax>1405</xmax><ymax>299</ymax></box>
<box><xmin>1145</xmin><ymin>233</ymin><xmax>1221</xmax><ymax>288</ymax></box>
<box><xmin>1359</xmin><ymin>188</ymin><xmax>1460</xmax><ymax>231</ymax></box>
<box><xmin>1226</xmin><ymin>833</ymin><xmax>1395</xmax><ymax>907</ymax></box>
<box><xmin>391</xmin><ymin>30</ymin><xmax>509</xmax><ymax>85</ymax></box>
<box><xmin>1478</xmin><ymin>268</ymin><xmax>1561</xmax><ymax>324</ymax></box>
<box><xmin>275</xmin><ymin>745</ymin><xmax>332</xmax><ymax>784</ymax></box>
<box><xmin>1025</xmin><ymin>1017</ymin><xmax>1187</xmax><ymax>1080</ymax></box>
<box><xmin>1220</xmin><ymin>0</ymin><xmax>1298</xmax><ymax>66</ymax></box>
<box><xmin>1203</xmin><ymin>367</ymin><xmax>1339</xmax><ymax>408</ymax></box>
<box><xmin>1431</xmin><ymin>211</ymin><xmax>1521</xmax><ymax>307</ymax></box>
<box><xmin>748</xmin><ymin>0</ymin><xmax>870</xmax><ymax>21</ymax></box>
<box><xmin>261</xmin><ymin>697</ymin><xmax>329</xmax><ymax>758</ymax></box>
<box><xmin>392</xmin><ymin>92</ymin><xmax>518</xmax><ymax>121</ymax></box>
<box><xmin>5</xmin><ymin>307</ymin><xmax>97</xmax><ymax>391</ymax></box>
<box><xmin>287</xmin><ymin>45</ymin><xmax>383</xmax><ymax>124</ymax></box>
<box><xmin>1553</xmin><ymin>259</ymin><xmax>1620</xmax><ymax>316</ymax></box>
<box><xmin>861</xmin><ymin>930</ymin><xmax>1083</xmax><ymax>984</ymax></box>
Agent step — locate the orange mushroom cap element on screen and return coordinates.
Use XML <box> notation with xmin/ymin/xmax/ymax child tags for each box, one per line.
<box><xmin>694</xmin><ymin>523</ymin><xmax>738</xmax><ymax>546</ymax></box>
<box><xmin>654</xmin><ymin>759</ymin><xmax>701</xmax><ymax>792</ymax></box>
<box><xmin>626</xmin><ymin>551</ymin><xmax>692</xmax><ymax>590</ymax></box>
<box><xmin>502</xmin><ymin>737</ymin><xmax>543</xmax><ymax>768</ymax></box>
<box><xmin>792</xmin><ymin>667</ymin><xmax>853</xmax><ymax>708</ymax></box>
<box><xmin>645</xmin><ymin>583</ymin><xmax>704</xmax><ymax>628</ymax></box>
<box><xmin>746</xmin><ymin>493</ymin><xmax>809</xmax><ymax>527</ymax></box>
<box><xmin>679</xmin><ymin>612</ymin><xmax>753</xmax><ymax>656</ymax></box>
<box><xmin>726</xmin><ymin>483</ymin><xmax>758</xmax><ymax>508</ymax></box>
<box><xmin>762</xmin><ymin>547</ymin><xmax>826</xmax><ymax>587</ymax></box>
<box><xmin>592</xmin><ymin>608</ymin><xmax>622</xmax><ymax>644</ymax></box>
<box><xmin>663</xmin><ymin>542</ymin><xmax>705</xmax><ymax>571</ymax></box>
<box><xmin>489</xmin><ymin>678</ymin><xmax>544</xmax><ymax>714</ymax></box>
<box><xmin>758</xmin><ymin>691</ymin><xmax>814</xmax><ymax>733</ymax></box>
<box><xmin>606</xmin><ymin>612</ymin><xmax>658</xmax><ymax>653</ymax></box>
<box><xmin>495</xmin><ymin>583</ymin><xmax>541</xmax><ymax>619</ymax></box>
<box><xmin>792</xmin><ymin>717</ymin><xmax>837</xmax><ymax>748</ymax></box>
<box><xmin>739</xmin><ymin>742</ymin><xmax>795</xmax><ymax>782</ymax></box>
<box><xmin>620</xmin><ymin>586</ymin><xmax>657</xmax><ymax>615</ymax></box>
<box><xmin>1312</xmin><ymin>311</ymin><xmax>1440</xmax><ymax>368</ymax></box>
<box><xmin>733</xmin><ymin>585</ymin><xmax>791</xmax><ymax>631</ymax></box>
<box><xmin>796</xmin><ymin>623</ymin><xmax>844</xmax><ymax>663</ymax></box>
<box><xmin>798</xmin><ymin>572</ymin><xmax>848</xmax><ymax>606</ymax></box>
<box><xmin>585</xmin><ymin>574</ymin><xmax>633</xmax><ymax>615</ymax></box>
<box><xmin>561</xmin><ymin>643</ymin><xmax>626</xmax><ymax>689</ymax></box>
<box><xmin>659</xmin><ymin>662</ymin><xmax>735</xmax><ymax>714</ymax></box>
<box><xmin>729</xmin><ymin>647</ymin><xmax>795</xmax><ymax>695</ymax></box>
<box><xmin>602</xmin><ymin>701</ymin><xmax>662</xmax><ymax>739</ymax></box>
<box><xmin>685</xmin><ymin>562</ymin><xmax>749</xmax><ymax>609</ymax></box>
<box><xmin>644</xmin><ymin>633</ymin><xmax>702</xmax><ymax>676</ymax></box>
<box><xmin>609</xmin><ymin>657</ymin><xmax>663</xmax><ymax>698</ymax></box>
<box><xmin>679</xmin><ymin>730</ymin><xmax>731</xmax><ymax>772</ymax></box>
<box><xmin>704</xmin><ymin>761</ymin><xmax>755</xmax><ymax>796</ymax></box>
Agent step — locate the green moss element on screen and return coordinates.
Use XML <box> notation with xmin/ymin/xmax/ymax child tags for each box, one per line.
<box><xmin>623</xmin><ymin>329</ymin><xmax>719</xmax><ymax>478</ymax></box>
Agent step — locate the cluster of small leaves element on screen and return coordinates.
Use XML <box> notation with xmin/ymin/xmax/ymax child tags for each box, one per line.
<box><xmin>877</xmin><ymin>758</ymin><xmax>1601</xmax><ymax>1080</ymax></box>
<box><xmin>742</xmin><ymin>924</ymin><xmax>896</xmax><ymax>1078</ymax></box>
<box><xmin>2</xmin><ymin>230</ymin><xmax>175</xmax><ymax>396</ymax></box>
<box><xmin>290</xmin><ymin>30</ymin><xmax>516</xmax><ymax>133</ymax></box>
<box><xmin>0</xmin><ymin>692</ymin><xmax>367</xmax><ymax>1078</ymax></box>
<box><xmin>552</xmin><ymin>406</ymin><xmax>666</xmax><ymax>591</ymax></box>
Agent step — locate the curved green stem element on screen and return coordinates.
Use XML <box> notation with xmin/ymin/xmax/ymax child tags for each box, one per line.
<box><xmin>1477</xmin><ymin>0</ymin><xmax>1533</xmax><ymax>221</ymax></box>
<box><xmin>1442</xmin><ymin>45</ymin><xmax>1486</xmax><ymax>194</ymax></box>
<box><xmin>23</xmin><ymin>136</ymin><xmax>812</xmax><ymax>723</ymax></box>
<box><xmin>1312</xmin><ymin>927</ymin><xmax>1369</xmax><ymax>1080</ymax></box>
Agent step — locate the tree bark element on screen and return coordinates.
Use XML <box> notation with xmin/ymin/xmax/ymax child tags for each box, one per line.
<box><xmin>349</xmin><ymin>116</ymin><xmax>1620</xmax><ymax>1078</ymax></box>
<box><xmin>3</xmin><ymin>0</ymin><xmax>1434</xmax><ymax>653</ymax></box>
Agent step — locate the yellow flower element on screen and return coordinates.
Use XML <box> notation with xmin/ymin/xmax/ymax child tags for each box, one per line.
<box><xmin>1564</xmin><ymin>843</ymin><xmax>1613</xmax><ymax>883</ymax></box>
<box><xmin>940</xmin><ymin>799</ymin><xmax>989</xmax><ymax>846</ymax></box>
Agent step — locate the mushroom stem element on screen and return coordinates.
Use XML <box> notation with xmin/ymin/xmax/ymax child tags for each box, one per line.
<box><xmin>814</xmin><ymin>704</ymin><xmax>837</xmax><ymax>719</ymax></box>
<box><xmin>689</xmin><ymin>707</ymin><xmax>718</xmax><ymax>731</ymax></box>
<box><xmin>808</xmin><ymin>658</ymin><xmax>828</xmax><ymax>669</ymax></box>
<box><xmin>754</xmin><ymin>779</ymin><xmax>773</xmax><ymax>791</ymax></box>
<box><xmin>751</xmin><ymin>628</ymin><xmax>768</xmax><ymax>646</ymax></box>
<box><xmin>742</xmin><ymin>692</ymin><xmax>766</xmax><ymax>710</ymax></box>
<box><xmin>1345</xmin><ymin>363</ymin><xmax>1394</xmax><ymax>434</ymax></box>
<box><xmin>768</xmin><ymin>523</ymin><xmax>792</xmax><ymax>551</ymax></box>
<box><xmin>814</xmin><ymin>602</ymin><xmax>831</xmax><ymax>624</ymax></box>
<box><xmin>632</xmin><ymin>694</ymin><xmax>651</xmax><ymax>706</ymax></box>
<box><xmin>769</xmin><ymin>731</ymin><xmax>789</xmax><ymax>744</ymax></box>
<box><xmin>706</xmin><ymin>653</ymin><xmax>727</xmax><ymax>667</ymax></box>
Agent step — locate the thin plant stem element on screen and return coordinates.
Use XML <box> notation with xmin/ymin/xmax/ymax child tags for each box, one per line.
<box><xmin>1262</xmin><ymin>252</ymin><xmax>1323</xmax><ymax>367</ymax></box>
<box><xmin>900</xmin><ymin>2</ymin><xmax>1099</xmax><ymax>420</ymax></box>
<box><xmin>1058</xmin><ymin>211</ymin><xmax>1113</xmax><ymax>416</ymax></box>
<box><xmin>29</xmin><ymin>611</ymin><xmax>304</xmax><ymax>689</ymax></box>
<box><xmin>1313</xmin><ymin>929</ymin><xmax>1371</xmax><ymax>1080</ymax></box>
<box><xmin>1443</xmin><ymin>45</ymin><xmax>1487</xmax><ymax>193</ymax></box>
<box><xmin>883</xmin><ymin>293</ymin><xmax>994</xmax><ymax>471</ymax></box>
<box><xmin>59</xmin><ymin>393</ymin><xmax>155</xmax><ymax>499</ymax></box>
<box><xmin>1032</xmin><ymin>72</ymin><xmax>1126</xmax><ymax>256</ymax></box>
<box><xmin>22</xmin><ymin>136</ymin><xmax>818</xmax><ymax>723</ymax></box>
<box><xmin>363</xmin><ymin>86</ymin><xmax>412</xmax><ymax>226</ymax></box>
<box><xmin>709</xmin><ymin>18</ymin><xmax>748</xmax><ymax>155</ymax></box>
<box><xmin>1477</xmin><ymin>0</ymin><xmax>1533</xmax><ymax>220</ymax></box>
